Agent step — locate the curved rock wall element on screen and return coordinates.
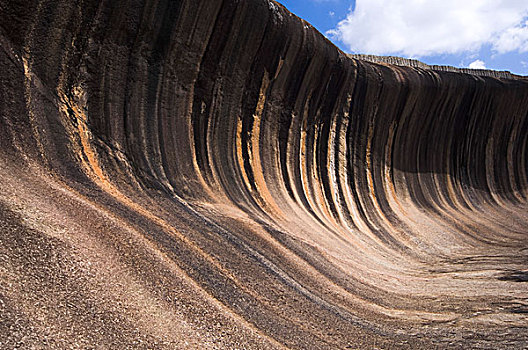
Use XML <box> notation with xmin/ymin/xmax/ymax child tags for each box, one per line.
<box><xmin>349</xmin><ymin>54</ymin><xmax>519</xmax><ymax>79</ymax></box>
<box><xmin>1</xmin><ymin>0</ymin><xmax>527</xmax><ymax>348</ymax></box>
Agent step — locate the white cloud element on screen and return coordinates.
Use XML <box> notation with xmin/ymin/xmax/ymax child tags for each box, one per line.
<box><xmin>493</xmin><ymin>20</ymin><xmax>528</xmax><ymax>53</ymax></box>
<box><xmin>327</xmin><ymin>0</ymin><xmax>528</xmax><ymax>57</ymax></box>
<box><xmin>468</xmin><ymin>59</ymin><xmax>486</xmax><ymax>69</ymax></box>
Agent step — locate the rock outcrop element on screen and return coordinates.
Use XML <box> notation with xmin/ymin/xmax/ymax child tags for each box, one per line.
<box><xmin>0</xmin><ymin>0</ymin><xmax>527</xmax><ymax>348</ymax></box>
<box><xmin>349</xmin><ymin>54</ymin><xmax>517</xmax><ymax>79</ymax></box>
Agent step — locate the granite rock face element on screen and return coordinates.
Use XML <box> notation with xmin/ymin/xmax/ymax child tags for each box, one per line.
<box><xmin>1</xmin><ymin>0</ymin><xmax>528</xmax><ymax>348</ymax></box>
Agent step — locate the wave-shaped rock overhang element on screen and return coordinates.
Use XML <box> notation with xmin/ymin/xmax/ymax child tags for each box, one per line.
<box><xmin>349</xmin><ymin>54</ymin><xmax>525</xmax><ymax>79</ymax></box>
<box><xmin>0</xmin><ymin>0</ymin><xmax>527</xmax><ymax>348</ymax></box>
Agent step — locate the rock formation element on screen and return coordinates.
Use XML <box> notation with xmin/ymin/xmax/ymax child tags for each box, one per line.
<box><xmin>0</xmin><ymin>0</ymin><xmax>527</xmax><ymax>348</ymax></box>
<box><xmin>349</xmin><ymin>54</ymin><xmax>517</xmax><ymax>79</ymax></box>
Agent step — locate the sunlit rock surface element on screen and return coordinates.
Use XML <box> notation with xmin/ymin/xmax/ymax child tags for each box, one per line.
<box><xmin>1</xmin><ymin>0</ymin><xmax>527</xmax><ymax>348</ymax></box>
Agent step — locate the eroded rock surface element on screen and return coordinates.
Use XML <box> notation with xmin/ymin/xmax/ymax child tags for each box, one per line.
<box><xmin>1</xmin><ymin>0</ymin><xmax>527</xmax><ymax>348</ymax></box>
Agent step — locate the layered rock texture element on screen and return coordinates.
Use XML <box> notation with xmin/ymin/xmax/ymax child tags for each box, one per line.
<box><xmin>1</xmin><ymin>0</ymin><xmax>528</xmax><ymax>348</ymax></box>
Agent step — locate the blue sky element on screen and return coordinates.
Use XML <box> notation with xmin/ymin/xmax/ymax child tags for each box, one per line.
<box><xmin>276</xmin><ymin>0</ymin><xmax>528</xmax><ymax>75</ymax></box>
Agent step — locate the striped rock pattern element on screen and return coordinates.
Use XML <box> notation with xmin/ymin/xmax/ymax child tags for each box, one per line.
<box><xmin>1</xmin><ymin>0</ymin><xmax>527</xmax><ymax>348</ymax></box>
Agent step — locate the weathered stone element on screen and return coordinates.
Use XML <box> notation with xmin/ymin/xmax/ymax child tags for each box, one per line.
<box><xmin>0</xmin><ymin>0</ymin><xmax>527</xmax><ymax>348</ymax></box>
